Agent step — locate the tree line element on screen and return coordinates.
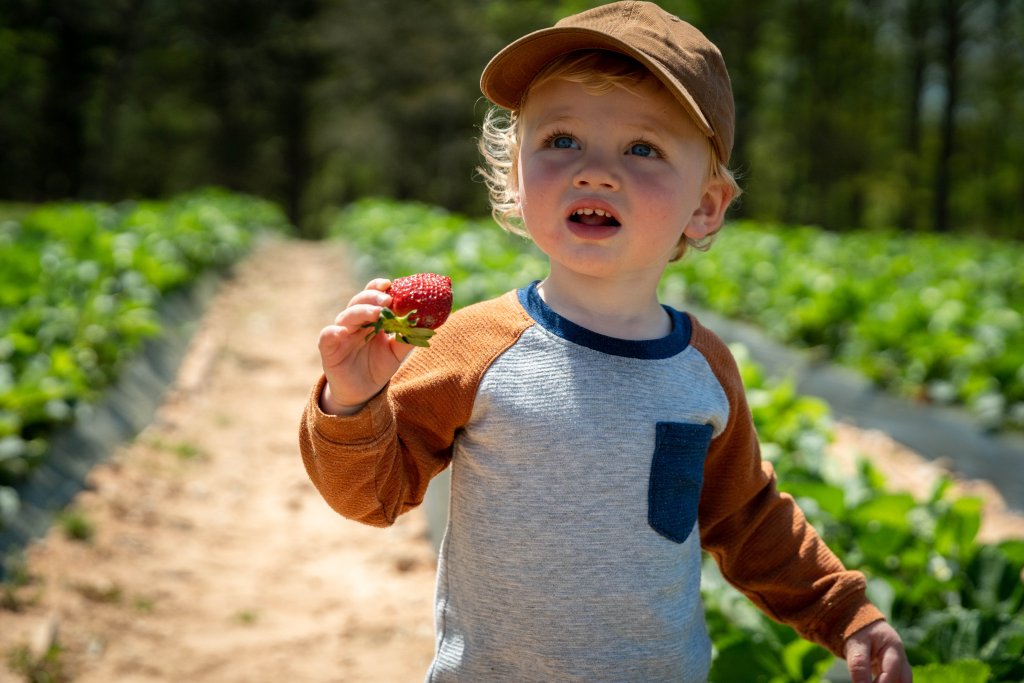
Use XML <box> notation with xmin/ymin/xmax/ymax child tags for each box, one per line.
<box><xmin>1</xmin><ymin>0</ymin><xmax>1021</xmax><ymax>238</ymax></box>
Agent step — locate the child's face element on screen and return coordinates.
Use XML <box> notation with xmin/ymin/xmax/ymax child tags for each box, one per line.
<box><xmin>516</xmin><ymin>75</ymin><xmax>724</xmax><ymax>284</ymax></box>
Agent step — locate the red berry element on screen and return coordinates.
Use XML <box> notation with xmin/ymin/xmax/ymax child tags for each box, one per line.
<box><xmin>388</xmin><ymin>273</ymin><xmax>453</xmax><ymax>330</ymax></box>
<box><xmin>362</xmin><ymin>273</ymin><xmax>453</xmax><ymax>347</ymax></box>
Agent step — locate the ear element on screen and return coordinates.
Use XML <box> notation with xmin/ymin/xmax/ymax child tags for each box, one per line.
<box><xmin>682</xmin><ymin>178</ymin><xmax>734</xmax><ymax>241</ymax></box>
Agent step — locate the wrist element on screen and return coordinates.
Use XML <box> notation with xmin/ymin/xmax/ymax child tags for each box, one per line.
<box><xmin>319</xmin><ymin>383</ymin><xmax>366</xmax><ymax>416</ymax></box>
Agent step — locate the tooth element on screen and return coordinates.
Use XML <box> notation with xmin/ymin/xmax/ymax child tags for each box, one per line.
<box><xmin>573</xmin><ymin>207</ymin><xmax>616</xmax><ymax>218</ymax></box>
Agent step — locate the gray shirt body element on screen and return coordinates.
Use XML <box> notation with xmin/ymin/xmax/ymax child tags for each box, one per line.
<box><xmin>427</xmin><ymin>284</ymin><xmax>730</xmax><ymax>682</ymax></box>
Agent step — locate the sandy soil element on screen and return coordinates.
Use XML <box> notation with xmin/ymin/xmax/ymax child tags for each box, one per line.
<box><xmin>0</xmin><ymin>238</ymin><xmax>436</xmax><ymax>683</ymax></box>
<box><xmin>829</xmin><ymin>422</ymin><xmax>1024</xmax><ymax>545</ymax></box>
<box><xmin>1</xmin><ymin>237</ymin><xmax>1021</xmax><ymax>682</ymax></box>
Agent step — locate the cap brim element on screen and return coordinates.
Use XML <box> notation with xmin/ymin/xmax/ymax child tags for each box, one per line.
<box><xmin>480</xmin><ymin>26</ymin><xmax>713</xmax><ymax>137</ymax></box>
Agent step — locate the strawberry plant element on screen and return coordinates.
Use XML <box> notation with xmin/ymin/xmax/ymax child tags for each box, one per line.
<box><xmin>708</xmin><ymin>346</ymin><xmax>1024</xmax><ymax>682</ymax></box>
<box><xmin>332</xmin><ymin>199</ymin><xmax>1024</xmax><ymax>682</ymax></box>
<box><xmin>0</xmin><ymin>189</ymin><xmax>287</xmax><ymax>525</ymax></box>
<box><xmin>664</xmin><ymin>223</ymin><xmax>1024</xmax><ymax>431</ymax></box>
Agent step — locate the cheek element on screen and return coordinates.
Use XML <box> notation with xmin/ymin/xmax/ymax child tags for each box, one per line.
<box><xmin>645</xmin><ymin>169</ymin><xmax>704</xmax><ymax>215</ymax></box>
<box><xmin>636</xmin><ymin>179</ymin><xmax>688</xmax><ymax>222</ymax></box>
<box><xmin>517</xmin><ymin>159</ymin><xmax>558</xmax><ymax>210</ymax></box>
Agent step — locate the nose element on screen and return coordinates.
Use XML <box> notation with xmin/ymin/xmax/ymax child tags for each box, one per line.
<box><xmin>573</xmin><ymin>150</ymin><xmax>620</xmax><ymax>191</ymax></box>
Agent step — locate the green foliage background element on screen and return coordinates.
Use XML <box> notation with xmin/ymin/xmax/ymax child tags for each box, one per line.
<box><xmin>2</xmin><ymin>0</ymin><xmax>1022</xmax><ymax>238</ymax></box>
<box><xmin>665</xmin><ymin>224</ymin><xmax>1024</xmax><ymax>429</ymax></box>
<box><xmin>0</xmin><ymin>189</ymin><xmax>286</xmax><ymax>508</ymax></box>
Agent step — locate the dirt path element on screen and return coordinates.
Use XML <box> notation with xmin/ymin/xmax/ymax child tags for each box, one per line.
<box><xmin>1</xmin><ymin>237</ymin><xmax>1021</xmax><ymax>682</ymax></box>
<box><xmin>1</xmin><ymin>238</ymin><xmax>437</xmax><ymax>682</ymax></box>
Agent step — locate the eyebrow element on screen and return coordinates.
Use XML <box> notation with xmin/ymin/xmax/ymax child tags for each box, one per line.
<box><xmin>530</xmin><ymin>111</ymin><xmax>669</xmax><ymax>137</ymax></box>
<box><xmin>530</xmin><ymin>113</ymin><xmax>579</xmax><ymax>126</ymax></box>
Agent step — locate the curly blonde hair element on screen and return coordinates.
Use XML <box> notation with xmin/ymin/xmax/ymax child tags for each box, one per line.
<box><xmin>477</xmin><ymin>50</ymin><xmax>741</xmax><ymax>260</ymax></box>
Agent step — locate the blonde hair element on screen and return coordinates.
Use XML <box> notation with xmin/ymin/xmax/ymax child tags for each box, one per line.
<box><xmin>477</xmin><ymin>50</ymin><xmax>741</xmax><ymax>260</ymax></box>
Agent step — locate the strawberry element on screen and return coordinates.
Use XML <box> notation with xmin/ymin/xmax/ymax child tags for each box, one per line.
<box><xmin>363</xmin><ymin>273</ymin><xmax>453</xmax><ymax>347</ymax></box>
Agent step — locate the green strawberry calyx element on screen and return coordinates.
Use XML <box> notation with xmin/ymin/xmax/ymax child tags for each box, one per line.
<box><xmin>362</xmin><ymin>307</ymin><xmax>436</xmax><ymax>348</ymax></box>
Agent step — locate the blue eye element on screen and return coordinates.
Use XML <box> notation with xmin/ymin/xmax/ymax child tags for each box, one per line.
<box><xmin>548</xmin><ymin>134</ymin><xmax>578</xmax><ymax>149</ymax></box>
<box><xmin>628</xmin><ymin>142</ymin><xmax>659</xmax><ymax>158</ymax></box>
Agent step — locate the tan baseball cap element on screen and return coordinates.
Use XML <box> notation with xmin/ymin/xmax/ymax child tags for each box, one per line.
<box><xmin>480</xmin><ymin>1</ymin><xmax>735</xmax><ymax>164</ymax></box>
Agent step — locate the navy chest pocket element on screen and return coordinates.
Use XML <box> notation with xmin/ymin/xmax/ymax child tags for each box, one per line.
<box><xmin>647</xmin><ymin>422</ymin><xmax>713</xmax><ymax>544</ymax></box>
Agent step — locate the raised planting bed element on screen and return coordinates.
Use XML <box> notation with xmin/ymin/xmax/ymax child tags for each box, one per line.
<box><xmin>0</xmin><ymin>189</ymin><xmax>289</xmax><ymax>534</ymax></box>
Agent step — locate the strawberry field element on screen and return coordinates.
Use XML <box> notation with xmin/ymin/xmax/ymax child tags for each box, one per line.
<box><xmin>2</xmin><ymin>193</ymin><xmax>1022</xmax><ymax>681</ymax></box>
<box><xmin>0</xmin><ymin>189</ymin><xmax>286</xmax><ymax>525</ymax></box>
<box><xmin>334</xmin><ymin>198</ymin><xmax>1024</xmax><ymax>683</ymax></box>
<box><xmin>664</xmin><ymin>224</ymin><xmax>1024</xmax><ymax>431</ymax></box>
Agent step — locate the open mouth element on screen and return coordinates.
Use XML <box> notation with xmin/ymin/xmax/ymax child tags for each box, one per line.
<box><xmin>569</xmin><ymin>207</ymin><xmax>621</xmax><ymax>228</ymax></box>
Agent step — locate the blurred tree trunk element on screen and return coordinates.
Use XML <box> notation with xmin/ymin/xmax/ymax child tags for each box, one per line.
<box><xmin>273</xmin><ymin>1</ymin><xmax>323</xmax><ymax>237</ymax></box>
<box><xmin>89</xmin><ymin>1</ymin><xmax>145</xmax><ymax>199</ymax></box>
<box><xmin>902</xmin><ymin>0</ymin><xmax>929</xmax><ymax>231</ymax></box>
<box><xmin>279</xmin><ymin>76</ymin><xmax>313</xmax><ymax>236</ymax></box>
<box><xmin>38</xmin><ymin>7</ymin><xmax>90</xmax><ymax>198</ymax></box>
<box><xmin>203</xmin><ymin>54</ymin><xmax>250</xmax><ymax>192</ymax></box>
<box><xmin>983</xmin><ymin>0</ymin><xmax>1024</xmax><ymax>237</ymax></box>
<box><xmin>933</xmin><ymin>0</ymin><xmax>964</xmax><ymax>233</ymax></box>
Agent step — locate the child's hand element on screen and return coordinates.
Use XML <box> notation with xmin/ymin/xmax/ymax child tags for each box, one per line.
<box><xmin>317</xmin><ymin>278</ymin><xmax>416</xmax><ymax>415</ymax></box>
<box><xmin>844</xmin><ymin>620</ymin><xmax>913</xmax><ymax>683</ymax></box>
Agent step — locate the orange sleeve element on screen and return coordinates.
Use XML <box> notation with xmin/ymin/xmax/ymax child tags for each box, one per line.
<box><xmin>299</xmin><ymin>292</ymin><xmax>533</xmax><ymax>527</ymax></box>
<box><xmin>691</xmin><ymin>317</ymin><xmax>885</xmax><ymax>657</ymax></box>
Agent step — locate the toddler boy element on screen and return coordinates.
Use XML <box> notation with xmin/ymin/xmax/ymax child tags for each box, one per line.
<box><xmin>300</xmin><ymin>2</ymin><xmax>912</xmax><ymax>681</ymax></box>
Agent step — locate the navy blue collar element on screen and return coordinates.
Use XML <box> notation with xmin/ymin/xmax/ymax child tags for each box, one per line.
<box><xmin>517</xmin><ymin>281</ymin><xmax>691</xmax><ymax>359</ymax></box>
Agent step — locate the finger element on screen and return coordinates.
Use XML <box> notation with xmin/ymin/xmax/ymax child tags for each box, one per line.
<box><xmin>317</xmin><ymin>325</ymin><xmax>358</xmax><ymax>361</ymax></box>
<box><xmin>346</xmin><ymin>287</ymin><xmax>392</xmax><ymax>309</ymax></box>
<box><xmin>877</xmin><ymin>646</ymin><xmax>913</xmax><ymax>683</ymax></box>
<box><xmin>318</xmin><ymin>319</ymin><xmax>381</xmax><ymax>366</ymax></box>
<box><xmin>364</xmin><ymin>277</ymin><xmax>392</xmax><ymax>292</ymax></box>
<box><xmin>333</xmin><ymin>303</ymin><xmax>384</xmax><ymax>328</ymax></box>
<box><xmin>901</xmin><ymin>657</ymin><xmax>913</xmax><ymax>683</ymax></box>
<box><xmin>845</xmin><ymin>638</ymin><xmax>873</xmax><ymax>683</ymax></box>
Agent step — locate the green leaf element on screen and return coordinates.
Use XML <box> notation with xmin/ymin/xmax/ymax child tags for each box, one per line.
<box><xmin>996</xmin><ymin>539</ymin><xmax>1024</xmax><ymax>566</ymax></box>
<box><xmin>935</xmin><ymin>496</ymin><xmax>982</xmax><ymax>557</ymax></box>
<box><xmin>780</xmin><ymin>638</ymin><xmax>833</xmax><ymax>682</ymax></box>
<box><xmin>964</xmin><ymin>544</ymin><xmax>1024</xmax><ymax>614</ymax></box>
<box><xmin>710</xmin><ymin>635</ymin><xmax>784</xmax><ymax>683</ymax></box>
<box><xmin>850</xmin><ymin>493</ymin><xmax>916</xmax><ymax>529</ymax></box>
<box><xmin>911</xmin><ymin>659</ymin><xmax>990</xmax><ymax>683</ymax></box>
<box><xmin>780</xmin><ymin>481</ymin><xmax>845</xmax><ymax>518</ymax></box>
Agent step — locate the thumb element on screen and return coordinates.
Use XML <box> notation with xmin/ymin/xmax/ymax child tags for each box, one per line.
<box><xmin>846</xmin><ymin>636</ymin><xmax>874</xmax><ymax>683</ymax></box>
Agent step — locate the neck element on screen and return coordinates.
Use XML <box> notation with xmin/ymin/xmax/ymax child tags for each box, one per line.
<box><xmin>536</xmin><ymin>272</ymin><xmax>670</xmax><ymax>340</ymax></box>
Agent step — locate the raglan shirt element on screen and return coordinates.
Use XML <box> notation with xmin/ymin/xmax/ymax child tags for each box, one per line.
<box><xmin>299</xmin><ymin>283</ymin><xmax>885</xmax><ymax>682</ymax></box>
